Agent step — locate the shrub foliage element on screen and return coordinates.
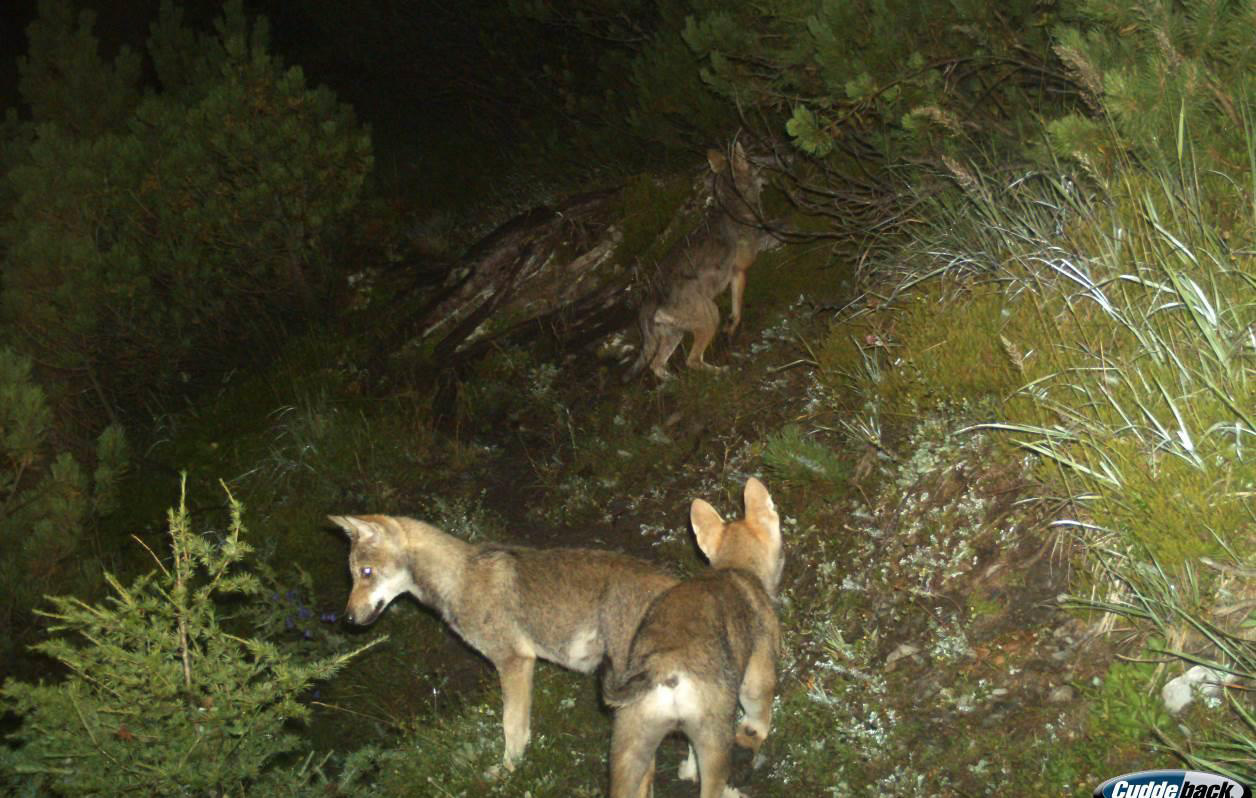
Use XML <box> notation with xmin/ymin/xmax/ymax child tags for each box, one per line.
<box><xmin>0</xmin><ymin>483</ymin><xmax>380</xmax><ymax>796</ymax></box>
<box><xmin>1</xmin><ymin>0</ymin><xmax>372</xmax><ymax>416</ymax></box>
<box><xmin>0</xmin><ymin>347</ymin><xmax>127</xmax><ymax>660</ymax></box>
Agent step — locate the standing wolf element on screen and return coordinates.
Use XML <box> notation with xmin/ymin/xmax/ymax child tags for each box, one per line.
<box><xmin>603</xmin><ymin>478</ymin><xmax>784</xmax><ymax>798</ymax></box>
<box><xmin>328</xmin><ymin>514</ymin><xmax>678</xmax><ymax>772</ymax></box>
<box><xmin>626</xmin><ymin>141</ymin><xmax>767</xmax><ymax>380</ymax></box>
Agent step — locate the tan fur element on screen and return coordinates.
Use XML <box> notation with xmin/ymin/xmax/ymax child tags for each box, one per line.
<box><xmin>603</xmin><ymin>478</ymin><xmax>784</xmax><ymax>798</ymax></box>
<box><xmin>626</xmin><ymin>141</ymin><xmax>767</xmax><ymax>381</ymax></box>
<box><xmin>328</xmin><ymin>514</ymin><xmax>678</xmax><ymax>771</ymax></box>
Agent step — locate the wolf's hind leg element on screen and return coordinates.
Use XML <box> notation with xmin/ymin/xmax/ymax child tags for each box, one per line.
<box><xmin>683</xmin><ymin>298</ymin><xmax>723</xmax><ymax>372</ymax></box>
<box><xmin>625</xmin><ymin>303</ymin><xmax>659</xmax><ymax>382</ymax></box>
<box><xmin>690</xmin><ymin>721</ymin><xmax>736</xmax><ymax>798</ymax></box>
<box><xmin>610</xmin><ymin>702</ymin><xmax>669</xmax><ymax>798</ymax></box>
<box><xmin>648</xmin><ymin>325</ymin><xmax>685</xmax><ymax>380</ymax></box>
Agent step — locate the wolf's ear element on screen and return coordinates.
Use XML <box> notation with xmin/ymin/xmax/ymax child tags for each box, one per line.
<box><xmin>731</xmin><ymin>140</ymin><xmax>749</xmax><ymax>170</ymax></box>
<box><xmin>328</xmin><ymin>515</ymin><xmax>376</xmax><ymax>544</ymax></box>
<box><xmin>707</xmin><ymin>149</ymin><xmax>728</xmax><ymax>173</ymax></box>
<box><xmin>691</xmin><ymin>498</ymin><xmax>726</xmax><ymax>560</ymax></box>
<box><xmin>743</xmin><ymin>478</ymin><xmax>780</xmax><ymax>540</ymax></box>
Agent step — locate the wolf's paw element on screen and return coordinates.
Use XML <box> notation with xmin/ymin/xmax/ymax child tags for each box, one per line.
<box><xmin>694</xmin><ymin>362</ymin><xmax>727</xmax><ymax>374</ymax></box>
<box><xmin>484</xmin><ymin>749</ymin><xmax>522</xmax><ymax>781</ymax></box>
<box><xmin>720</xmin><ymin>787</ymin><xmax>747</xmax><ymax>798</ymax></box>
<box><xmin>752</xmin><ymin>748</ymin><xmax>769</xmax><ymax>770</ymax></box>
<box><xmin>735</xmin><ymin>723</ymin><xmax>765</xmax><ymax>751</ymax></box>
<box><xmin>678</xmin><ymin>747</ymin><xmax>698</xmax><ymax>781</ymax></box>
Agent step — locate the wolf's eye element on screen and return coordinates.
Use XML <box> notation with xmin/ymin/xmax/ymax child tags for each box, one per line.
<box><xmin>360</xmin><ymin>566</ymin><xmax>373</xmax><ymax>578</ymax></box>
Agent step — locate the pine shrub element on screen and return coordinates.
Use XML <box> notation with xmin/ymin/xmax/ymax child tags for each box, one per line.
<box><xmin>16</xmin><ymin>0</ymin><xmax>141</xmax><ymax>137</ymax></box>
<box><xmin>1</xmin><ymin>0</ymin><xmax>373</xmax><ymax>417</ymax></box>
<box><xmin>1048</xmin><ymin>0</ymin><xmax>1256</xmax><ymax>179</ymax></box>
<box><xmin>0</xmin><ymin>347</ymin><xmax>127</xmax><ymax>660</ymax></box>
<box><xmin>0</xmin><ymin>482</ymin><xmax>381</xmax><ymax>796</ymax></box>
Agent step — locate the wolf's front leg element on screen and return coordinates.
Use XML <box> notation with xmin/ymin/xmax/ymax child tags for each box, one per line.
<box><xmin>498</xmin><ymin>653</ymin><xmax>536</xmax><ymax>770</ymax></box>
<box><xmin>678</xmin><ymin>744</ymin><xmax>698</xmax><ymax>781</ymax></box>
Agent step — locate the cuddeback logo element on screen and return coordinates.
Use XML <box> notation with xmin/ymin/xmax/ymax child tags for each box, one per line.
<box><xmin>1093</xmin><ymin>770</ymin><xmax>1252</xmax><ymax>798</ymax></box>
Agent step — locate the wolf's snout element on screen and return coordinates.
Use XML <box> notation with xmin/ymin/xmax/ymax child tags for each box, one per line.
<box><xmin>346</xmin><ymin>600</ymin><xmax>382</xmax><ymax>626</ymax></box>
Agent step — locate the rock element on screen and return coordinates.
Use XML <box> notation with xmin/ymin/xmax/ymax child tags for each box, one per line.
<box><xmin>885</xmin><ymin>643</ymin><xmax>920</xmax><ymax>669</ymax></box>
<box><xmin>1047</xmin><ymin>685</ymin><xmax>1075</xmax><ymax>703</ymax></box>
<box><xmin>1161</xmin><ymin>665</ymin><xmax>1226</xmax><ymax>715</ymax></box>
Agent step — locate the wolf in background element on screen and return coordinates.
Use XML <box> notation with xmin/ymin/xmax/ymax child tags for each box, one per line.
<box><xmin>626</xmin><ymin>140</ymin><xmax>769</xmax><ymax>381</ymax></box>
<box><xmin>602</xmin><ymin>477</ymin><xmax>784</xmax><ymax>798</ymax></box>
<box><xmin>328</xmin><ymin>514</ymin><xmax>678</xmax><ymax>772</ymax></box>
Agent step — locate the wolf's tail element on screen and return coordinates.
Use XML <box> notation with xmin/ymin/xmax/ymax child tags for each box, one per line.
<box><xmin>604</xmin><ymin>659</ymin><xmax>683</xmax><ymax>708</ymax></box>
<box><xmin>602</xmin><ymin>664</ymin><xmax>655</xmax><ymax>707</ymax></box>
<box><xmin>603</xmin><ymin>645</ymin><xmax>689</xmax><ymax>708</ymax></box>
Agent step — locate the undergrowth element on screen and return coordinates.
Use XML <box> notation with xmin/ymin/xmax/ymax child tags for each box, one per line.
<box><xmin>886</xmin><ymin>127</ymin><xmax>1256</xmax><ymax>783</ymax></box>
<box><xmin>7</xmin><ymin>134</ymin><xmax>1250</xmax><ymax>798</ymax></box>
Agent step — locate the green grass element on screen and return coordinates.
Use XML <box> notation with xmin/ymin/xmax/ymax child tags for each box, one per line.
<box><xmin>879</xmin><ymin>129</ymin><xmax>1256</xmax><ymax>785</ymax></box>
<box><xmin>351</xmin><ymin>667</ymin><xmax>613</xmax><ymax>798</ymax></box>
<box><xmin>762</xmin><ymin>424</ymin><xmax>847</xmax><ymax>486</ymax></box>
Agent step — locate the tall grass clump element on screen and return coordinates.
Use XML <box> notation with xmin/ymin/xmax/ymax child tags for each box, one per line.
<box><xmin>899</xmin><ymin>134</ymin><xmax>1254</xmax><ymax>780</ymax></box>
<box><xmin>992</xmin><ymin>167</ymin><xmax>1252</xmax><ymax>568</ymax></box>
<box><xmin>1065</xmin><ymin>559</ymin><xmax>1254</xmax><ymax>785</ymax></box>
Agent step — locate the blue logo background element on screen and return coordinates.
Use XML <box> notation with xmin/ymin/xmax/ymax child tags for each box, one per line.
<box><xmin>1093</xmin><ymin>769</ymin><xmax>1251</xmax><ymax>798</ymax></box>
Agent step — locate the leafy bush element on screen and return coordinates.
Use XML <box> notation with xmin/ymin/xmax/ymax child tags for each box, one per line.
<box><xmin>0</xmin><ymin>347</ymin><xmax>127</xmax><ymax>660</ymax></box>
<box><xmin>1</xmin><ymin>0</ymin><xmax>372</xmax><ymax>416</ymax></box>
<box><xmin>0</xmin><ymin>482</ymin><xmax>381</xmax><ymax>796</ymax></box>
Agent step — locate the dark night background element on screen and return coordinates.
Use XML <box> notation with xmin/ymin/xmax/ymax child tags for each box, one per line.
<box><xmin>2</xmin><ymin>1</ymin><xmax>546</xmax><ymax>164</ymax></box>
